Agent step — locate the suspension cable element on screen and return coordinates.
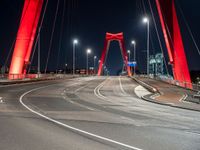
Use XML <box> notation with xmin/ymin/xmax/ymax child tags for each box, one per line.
<box><xmin>176</xmin><ymin>1</ymin><xmax>200</xmax><ymax>56</ymax></box>
<box><xmin>45</xmin><ymin>0</ymin><xmax>60</xmax><ymax>73</ymax></box>
<box><xmin>28</xmin><ymin>0</ymin><xmax>49</xmax><ymax>73</ymax></box>
<box><xmin>56</xmin><ymin>0</ymin><xmax>66</xmax><ymax>73</ymax></box>
<box><xmin>147</xmin><ymin>0</ymin><xmax>170</xmax><ymax>76</ymax></box>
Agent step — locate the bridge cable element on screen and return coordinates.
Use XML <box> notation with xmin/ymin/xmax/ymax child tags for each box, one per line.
<box><xmin>56</xmin><ymin>0</ymin><xmax>66</xmax><ymax>73</ymax></box>
<box><xmin>141</xmin><ymin>0</ymin><xmax>170</xmax><ymax>76</ymax></box>
<box><xmin>44</xmin><ymin>0</ymin><xmax>60</xmax><ymax>73</ymax></box>
<box><xmin>147</xmin><ymin>0</ymin><xmax>170</xmax><ymax>76</ymax></box>
<box><xmin>28</xmin><ymin>0</ymin><xmax>49</xmax><ymax>73</ymax></box>
<box><xmin>175</xmin><ymin>1</ymin><xmax>200</xmax><ymax>56</ymax></box>
<box><xmin>162</xmin><ymin>6</ymin><xmax>187</xmax><ymax>82</ymax></box>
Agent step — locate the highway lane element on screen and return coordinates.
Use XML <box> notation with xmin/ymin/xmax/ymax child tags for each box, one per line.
<box><xmin>0</xmin><ymin>76</ymin><xmax>200</xmax><ymax>150</ymax></box>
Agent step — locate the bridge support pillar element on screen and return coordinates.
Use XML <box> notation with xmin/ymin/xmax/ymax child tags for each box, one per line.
<box><xmin>155</xmin><ymin>0</ymin><xmax>192</xmax><ymax>88</ymax></box>
<box><xmin>9</xmin><ymin>0</ymin><xmax>43</xmax><ymax>79</ymax></box>
<box><xmin>97</xmin><ymin>33</ymin><xmax>131</xmax><ymax>76</ymax></box>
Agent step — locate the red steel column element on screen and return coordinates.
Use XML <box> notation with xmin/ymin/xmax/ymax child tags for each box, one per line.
<box><xmin>119</xmin><ymin>39</ymin><xmax>131</xmax><ymax>76</ymax></box>
<box><xmin>98</xmin><ymin>39</ymin><xmax>109</xmax><ymax>76</ymax></box>
<box><xmin>155</xmin><ymin>0</ymin><xmax>192</xmax><ymax>88</ymax></box>
<box><xmin>23</xmin><ymin>0</ymin><xmax>43</xmax><ymax>74</ymax></box>
<box><xmin>9</xmin><ymin>0</ymin><xmax>43</xmax><ymax>79</ymax></box>
<box><xmin>97</xmin><ymin>33</ymin><xmax>131</xmax><ymax>76</ymax></box>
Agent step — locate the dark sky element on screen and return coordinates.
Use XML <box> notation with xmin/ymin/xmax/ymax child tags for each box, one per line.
<box><xmin>0</xmin><ymin>0</ymin><xmax>200</xmax><ymax>75</ymax></box>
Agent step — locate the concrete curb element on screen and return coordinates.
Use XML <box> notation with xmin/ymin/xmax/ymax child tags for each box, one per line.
<box><xmin>0</xmin><ymin>75</ymin><xmax>79</xmax><ymax>86</ymax></box>
<box><xmin>130</xmin><ymin>76</ymin><xmax>200</xmax><ymax>112</ymax></box>
<box><xmin>130</xmin><ymin>76</ymin><xmax>158</xmax><ymax>93</ymax></box>
<box><xmin>141</xmin><ymin>94</ymin><xmax>200</xmax><ymax>112</ymax></box>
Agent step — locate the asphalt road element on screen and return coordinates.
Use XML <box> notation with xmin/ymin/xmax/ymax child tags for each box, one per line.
<box><xmin>0</xmin><ymin>76</ymin><xmax>200</xmax><ymax>150</ymax></box>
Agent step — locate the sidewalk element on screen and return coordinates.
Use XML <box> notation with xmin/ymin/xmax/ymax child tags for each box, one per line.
<box><xmin>133</xmin><ymin>77</ymin><xmax>200</xmax><ymax>112</ymax></box>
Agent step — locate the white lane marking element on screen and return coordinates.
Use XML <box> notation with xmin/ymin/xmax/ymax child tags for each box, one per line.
<box><xmin>74</xmin><ymin>84</ymin><xmax>89</xmax><ymax>93</ymax></box>
<box><xmin>20</xmin><ymin>85</ymin><xmax>142</xmax><ymax>150</ymax></box>
<box><xmin>179</xmin><ymin>94</ymin><xmax>191</xmax><ymax>104</ymax></box>
<box><xmin>0</xmin><ymin>97</ymin><xmax>4</xmax><ymax>103</ymax></box>
<box><xmin>94</xmin><ymin>78</ymin><xmax>111</xmax><ymax>102</ymax></box>
<box><xmin>134</xmin><ymin>85</ymin><xmax>151</xmax><ymax>98</ymax></box>
<box><xmin>118</xmin><ymin>76</ymin><xmax>129</xmax><ymax>96</ymax></box>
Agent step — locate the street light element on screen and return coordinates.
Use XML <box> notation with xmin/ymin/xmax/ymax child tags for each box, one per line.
<box><xmin>86</xmin><ymin>49</ymin><xmax>91</xmax><ymax>75</ymax></box>
<box><xmin>127</xmin><ymin>50</ymin><xmax>131</xmax><ymax>62</ymax></box>
<box><xmin>143</xmin><ymin>17</ymin><xmax>150</xmax><ymax>76</ymax></box>
<box><xmin>94</xmin><ymin>56</ymin><xmax>97</xmax><ymax>75</ymax></box>
<box><xmin>131</xmin><ymin>40</ymin><xmax>136</xmax><ymax>75</ymax></box>
<box><xmin>73</xmin><ymin>39</ymin><xmax>78</xmax><ymax>76</ymax></box>
<box><xmin>65</xmin><ymin>63</ymin><xmax>68</xmax><ymax>74</ymax></box>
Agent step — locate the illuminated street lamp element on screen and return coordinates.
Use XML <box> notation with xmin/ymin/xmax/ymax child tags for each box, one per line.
<box><xmin>65</xmin><ymin>63</ymin><xmax>68</xmax><ymax>74</ymax></box>
<box><xmin>94</xmin><ymin>56</ymin><xmax>97</xmax><ymax>75</ymax></box>
<box><xmin>73</xmin><ymin>39</ymin><xmax>78</xmax><ymax>76</ymax></box>
<box><xmin>127</xmin><ymin>50</ymin><xmax>131</xmax><ymax>62</ymax></box>
<box><xmin>86</xmin><ymin>49</ymin><xmax>91</xmax><ymax>75</ymax></box>
<box><xmin>143</xmin><ymin>17</ymin><xmax>150</xmax><ymax>76</ymax></box>
<box><xmin>131</xmin><ymin>40</ymin><xmax>136</xmax><ymax>75</ymax></box>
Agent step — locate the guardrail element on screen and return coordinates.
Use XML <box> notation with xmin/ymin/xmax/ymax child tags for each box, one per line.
<box><xmin>0</xmin><ymin>74</ymin><xmax>79</xmax><ymax>80</ymax></box>
<box><xmin>135</xmin><ymin>74</ymin><xmax>200</xmax><ymax>92</ymax></box>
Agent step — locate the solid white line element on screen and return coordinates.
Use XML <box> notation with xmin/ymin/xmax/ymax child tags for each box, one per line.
<box><xmin>74</xmin><ymin>83</ymin><xmax>91</xmax><ymax>93</ymax></box>
<box><xmin>0</xmin><ymin>97</ymin><xmax>3</xmax><ymax>103</ymax></box>
<box><xmin>119</xmin><ymin>76</ymin><xmax>129</xmax><ymax>96</ymax></box>
<box><xmin>179</xmin><ymin>94</ymin><xmax>190</xmax><ymax>104</ymax></box>
<box><xmin>20</xmin><ymin>84</ymin><xmax>142</xmax><ymax>150</ymax></box>
<box><xmin>94</xmin><ymin>78</ymin><xmax>110</xmax><ymax>101</ymax></box>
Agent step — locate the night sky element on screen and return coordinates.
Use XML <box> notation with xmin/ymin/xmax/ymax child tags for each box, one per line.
<box><xmin>0</xmin><ymin>0</ymin><xmax>200</xmax><ymax>75</ymax></box>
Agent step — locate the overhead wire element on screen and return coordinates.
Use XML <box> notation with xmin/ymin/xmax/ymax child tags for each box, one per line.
<box><xmin>147</xmin><ymin>0</ymin><xmax>170</xmax><ymax>76</ymax></box>
<box><xmin>45</xmin><ymin>0</ymin><xmax>60</xmax><ymax>73</ymax></box>
<box><xmin>176</xmin><ymin>0</ymin><xmax>200</xmax><ymax>56</ymax></box>
<box><xmin>28</xmin><ymin>0</ymin><xmax>49</xmax><ymax>73</ymax></box>
<box><xmin>56</xmin><ymin>0</ymin><xmax>66</xmax><ymax>73</ymax></box>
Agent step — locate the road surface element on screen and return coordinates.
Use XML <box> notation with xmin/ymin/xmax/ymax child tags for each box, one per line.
<box><xmin>0</xmin><ymin>76</ymin><xmax>200</xmax><ymax>150</ymax></box>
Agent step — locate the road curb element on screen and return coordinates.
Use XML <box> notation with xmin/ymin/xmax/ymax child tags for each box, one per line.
<box><xmin>130</xmin><ymin>76</ymin><xmax>200</xmax><ymax>112</ymax></box>
<box><xmin>0</xmin><ymin>75</ymin><xmax>80</xmax><ymax>86</ymax></box>
<box><xmin>141</xmin><ymin>94</ymin><xmax>200</xmax><ymax>112</ymax></box>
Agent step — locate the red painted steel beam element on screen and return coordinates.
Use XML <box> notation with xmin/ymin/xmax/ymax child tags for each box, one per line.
<box><xmin>97</xmin><ymin>33</ymin><xmax>131</xmax><ymax>76</ymax></box>
<box><xmin>24</xmin><ymin>0</ymin><xmax>43</xmax><ymax>74</ymax></box>
<box><xmin>155</xmin><ymin>0</ymin><xmax>192</xmax><ymax>88</ymax></box>
<box><xmin>9</xmin><ymin>0</ymin><xmax>43</xmax><ymax>79</ymax></box>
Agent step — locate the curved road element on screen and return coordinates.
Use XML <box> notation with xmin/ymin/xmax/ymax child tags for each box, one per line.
<box><xmin>0</xmin><ymin>76</ymin><xmax>200</xmax><ymax>150</ymax></box>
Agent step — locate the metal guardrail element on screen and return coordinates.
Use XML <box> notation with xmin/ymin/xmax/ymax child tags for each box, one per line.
<box><xmin>0</xmin><ymin>74</ymin><xmax>75</xmax><ymax>80</ymax></box>
<box><xmin>135</xmin><ymin>74</ymin><xmax>200</xmax><ymax>92</ymax></box>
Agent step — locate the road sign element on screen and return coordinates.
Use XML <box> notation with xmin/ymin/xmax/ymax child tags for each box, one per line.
<box><xmin>128</xmin><ymin>61</ymin><xmax>137</xmax><ymax>67</ymax></box>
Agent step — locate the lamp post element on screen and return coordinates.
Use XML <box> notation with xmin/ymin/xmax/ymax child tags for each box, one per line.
<box><xmin>143</xmin><ymin>17</ymin><xmax>150</xmax><ymax>76</ymax></box>
<box><xmin>86</xmin><ymin>49</ymin><xmax>91</xmax><ymax>75</ymax></box>
<box><xmin>94</xmin><ymin>56</ymin><xmax>97</xmax><ymax>75</ymax></box>
<box><xmin>127</xmin><ymin>50</ymin><xmax>131</xmax><ymax>62</ymax></box>
<box><xmin>37</xmin><ymin>31</ymin><xmax>41</xmax><ymax>78</ymax></box>
<box><xmin>65</xmin><ymin>63</ymin><xmax>68</xmax><ymax>74</ymax></box>
<box><xmin>131</xmin><ymin>40</ymin><xmax>136</xmax><ymax>75</ymax></box>
<box><xmin>73</xmin><ymin>39</ymin><xmax>78</xmax><ymax>76</ymax></box>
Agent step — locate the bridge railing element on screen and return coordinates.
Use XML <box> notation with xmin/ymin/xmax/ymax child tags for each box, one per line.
<box><xmin>0</xmin><ymin>74</ymin><xmax>75</xmax><ymax>80</ymax></box>
<box><xmin>135</xmin><ymin>74</ymin><xmax>200</xmax><ymax>92</ymax></box>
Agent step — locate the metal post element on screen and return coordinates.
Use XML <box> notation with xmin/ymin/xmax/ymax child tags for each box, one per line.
<box><xmin>94</xmin><ymin>57</ymin><xmax>96</xmax><ymax>75</ymax></box>
<box><xmin>37</xmin><ymin>31</ymin><xmax>40</xmax><ymax>77</ymax></box>
<box><xmin>133</xmin><ymin>43</ymin><xmax>136</xmax><ymax>75</ymax></box>
<box><xmin>73</xmin><ymin>43</ymin><xmax>75</xmax><ymax>76</ymax></box>
<box><xmin>147</xmin><ymin>21</ymin><xmax>150</xmax><ymax>76</ymax></box>
<box><xmin>86</xmin><ymin>53</ymin><xmax>88</xmax><ymax>75</ymax></box>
